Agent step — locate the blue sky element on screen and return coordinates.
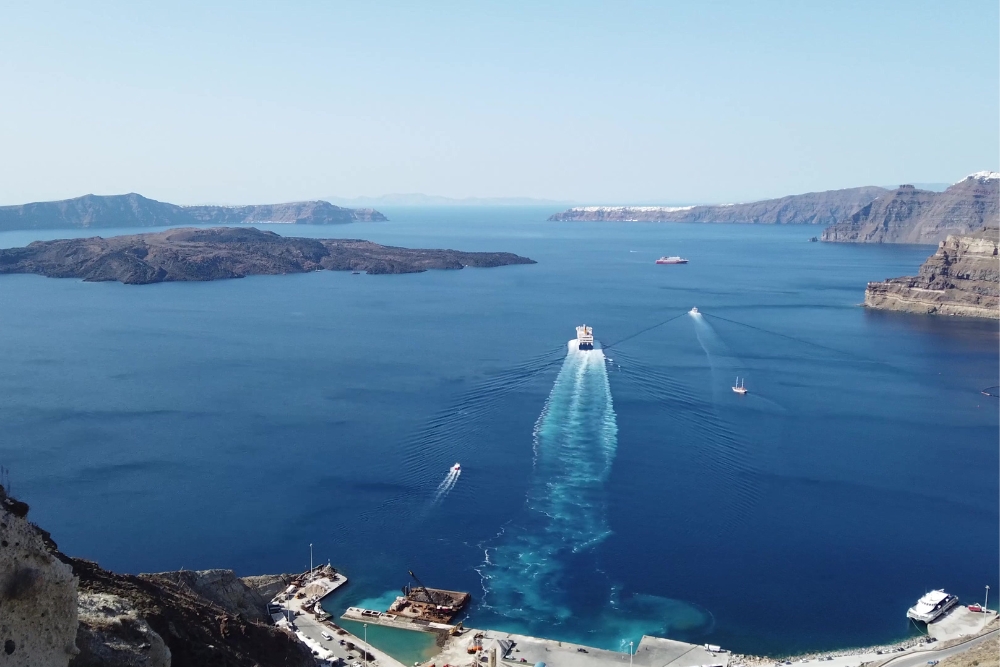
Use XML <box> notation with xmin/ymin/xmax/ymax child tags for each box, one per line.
<box><xmin>0</xmin><ymin>1</ymin><xmax>996</xmax><ymax>205</ymax></box>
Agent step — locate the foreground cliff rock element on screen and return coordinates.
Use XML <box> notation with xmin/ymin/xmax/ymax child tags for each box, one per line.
<box><xmin>823</xmin><ymin>173</ymin><xmax>999</xmax><ymax>244</ymax></box>
<box><xmin>548</xmin><ymin>186</ymin><xmax>887</xmax><ymax>224</ymax></box>
<box><xmin>0</xmin><ymin>483</ymin><xmax>314</xmax><ymax>667</ymax></box>
<box><xmin>0</xmin><ymin>483</ymin><xmax>79</xmax><ymax>666</ymax></box>
<box><xmin>864</xmin><ymin>228</ymin><xmax>999</xmax><ymax>319</ymax></box>
<box><xmin>0</xmin><ymin>193</ymin><xmax>386</xmax><ymax>231</ymax></box>
<box><xmin>0</xmin><ymin>226</ymin><xmax>535</xmax><ymax>285</ymax></box>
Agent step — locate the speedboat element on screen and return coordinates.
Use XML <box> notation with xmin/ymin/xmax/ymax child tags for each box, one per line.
<box><xmin>451</xmin><ymin>463</ymin><xmax>461</xmax><ymax>473</ymax></box>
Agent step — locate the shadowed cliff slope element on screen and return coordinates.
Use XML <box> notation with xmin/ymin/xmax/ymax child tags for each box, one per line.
<box><xmin>823</xmin><ymin>173</ymin><xmax>1000</xmax><ymax>244</ymax></box>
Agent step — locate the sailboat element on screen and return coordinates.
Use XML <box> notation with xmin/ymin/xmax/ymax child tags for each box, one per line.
<box><xmin>732</xmin><ymin>377</ymin><xmax>747</xmax><ymax>395</ymax></box>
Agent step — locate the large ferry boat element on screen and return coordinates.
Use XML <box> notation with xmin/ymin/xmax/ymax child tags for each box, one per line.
<box><xmin>907</xmin><ymin>590</ymin><xmax>959</xmax><ymax>623</ymax></box>
<box><xmin>576</xmin><ymin>325</ymin><xmax>594</xmax><ymax>350</ymax></box>
<box><xmin>656</xmin><ymin>256</ymin><xmax>688</xmax><ymax>264</ymax></box>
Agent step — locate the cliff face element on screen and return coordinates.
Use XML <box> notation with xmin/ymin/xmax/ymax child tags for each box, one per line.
<box><xmin>0</xmin><ymin>484</ymin><xmax>79</xmax><ymax>667</ymax></box>
<box><xmin>0</xmin><ymin>226</ymin><xmax>536</xmax><ymax>284</ymax></box>
<box><xmin>547</xmin><ymin>186</ymin><xmax>887</xmax><ymax>224</ymax></box>
<box><xmin>0</xmin><ymin>484</ymin><xmax>314</xmax><ymax>667</ymax></box>
<box><xmin>864</xmin><ymin>228</ymin><xmax>999</xmax><ymax>318</ymax></box>
<box><xmin>823</xmin><ymin>173</ymin><xmax>1000</xmax><ymax>244</ymax></box>
<box><xmin>0</xmin><ymin>193</ymin><xmax>386</xmax><ymax>231</ymax></box>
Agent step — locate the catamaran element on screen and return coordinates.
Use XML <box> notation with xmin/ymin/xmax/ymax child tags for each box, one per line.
<box><xmin>732</xmin><ymin>377</ymin><xmax>747</xmax><ymax>395</ymax></box>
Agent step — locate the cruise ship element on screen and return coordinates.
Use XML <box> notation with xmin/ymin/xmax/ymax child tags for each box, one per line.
<box><xmin>576</xmin><ymin>325</ymin><xmax>594</xmax><ymax>350</ymax></box>
<box><xmin>907</xmin><ymin>590</ymin><xmax>959</xmax><ymax>623</ymax></box>
<box><xmin>656</xmin><ymin>256</ymin><xmax>688</xmax><ymax>264</ymax></box>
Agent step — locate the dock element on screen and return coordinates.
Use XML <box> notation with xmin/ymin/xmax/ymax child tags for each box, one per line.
<box><xmin>430</xmin><ymin>629</ymin><xmax>731</xmax><ymax>667</ymax></box>
<box><xmin>342</xmin><ymin>606</ymin><xmax>457</xmax><ymax>633</ymax></box>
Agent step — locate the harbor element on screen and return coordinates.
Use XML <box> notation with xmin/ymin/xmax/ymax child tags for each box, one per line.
<box><xmin>271</xmin><ymin>563</ymin><xmax>997</xmax><ymax>667</ymax></box>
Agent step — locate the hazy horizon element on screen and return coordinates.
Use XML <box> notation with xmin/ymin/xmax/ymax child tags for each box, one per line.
<box><xmin>1</xmin><ymin>2</ymin><xmax>996</xmax><ymax>206</ymax></box>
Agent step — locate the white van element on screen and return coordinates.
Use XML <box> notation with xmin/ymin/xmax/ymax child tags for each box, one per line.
<box><xmin>321</xmin><ymin>631</ymin><xmax>334</xmax><ymax>641</ymax></box>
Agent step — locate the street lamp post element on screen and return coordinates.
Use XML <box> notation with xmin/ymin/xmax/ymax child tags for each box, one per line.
<box><xmin>986</xmin><ymin>585</ymin><xmax>990</xmax><ymax>610</ymax></box>
<box><xmin>364</xmin><ymin>623</ymin><xmax>369</xmax><ymax>667</ymax></box>
<box><xmin>310</xmin><ymin>543</ymin><xmax>313</xmax><ymax>575</ymax></box>
<box><xmin>629</xmin><ymin>641</ymin><xmax>633</xmax><ymax>667</ymax></box>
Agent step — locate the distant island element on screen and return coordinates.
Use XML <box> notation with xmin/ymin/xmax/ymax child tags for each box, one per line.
<box><xmin>323</xmin><ymin>193</ymin><xmax>574</xmax><ymax>207</ymax></box>
<box><xmin>0</xmin><ymin>226</ymin><xmax>535</xmax><ymax>285</ymax></box>
<box><xmin>548</xmin><ymin>186</ymin><xmax>887</xmax><ymax>225</ymax></box>
<box><xmin>0</xmin><ymin>193</ymin><xmax>387</xmax><ymax>232</ymax></box>
<box><xmin>549</xmin><ymin>172</ymin><xmax>1000</xmax><ymax>245</ymax></box>
<box><xmin>864</xmin><ymin>227</ymin><xmax>999</xmax><ymax>319</ymax></box>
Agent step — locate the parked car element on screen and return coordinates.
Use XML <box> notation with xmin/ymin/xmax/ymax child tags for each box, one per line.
<box><xmin>322</xmin><ymin>631</ymin><xmax>334</xmax><ymax>641</ymax></box>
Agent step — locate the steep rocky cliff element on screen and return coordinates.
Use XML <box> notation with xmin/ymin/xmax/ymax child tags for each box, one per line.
<box><xmin>0</xmin><ymin>483</ymin><xmax>79</xmax><ymax>667</ymax></box>
<box><xmin>547</xmin><ymin>186</ymin><xmax>887</xmax><ymax>224</ymax></box>
<box><xmin>0</xmin><ymin>484</ymin><xmax>315</xmax><ymax>667</ymax></box>
<box><xmin>864</xmin><ymin>228</ymin><xmax>999</xmax><ymax>318</ymax></box>
<box><xmin>0</xmin><ymin>193</ymin><xmax>386</xmax><ymax>231</ymax></box>
<box><xmin>823</xmin><ymin>173</ymin><xmax>1000</xmax><ymax>244</ymax></box>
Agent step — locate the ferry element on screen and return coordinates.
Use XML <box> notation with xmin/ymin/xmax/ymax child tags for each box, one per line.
<box><xmin>656</xmin><ymin>256</ymin><xmax>688</xmax><ymax>264</ymax></box>
<box><xmin>576</xmin><ymin>325</ymin><xmax>594</xmax><ymax>351</ymax></box>
<box><xmin>907</xmin><ymin>590</ymin><xmax>959</xmax><ymax>623</ymax></box>
<box><xmin>451</xmin><ymin>463</ymin><xmax>461</xmax><ymax>473</ymax></box>
<box><xmin>732</xmin><ymin>377</ymin><xmax>747</xmax><ymax>395</ymax></box>
<box><xmin>689</xmin><ymin>307</ymin><xmax>699</xmax><ymax>315</ymax></box>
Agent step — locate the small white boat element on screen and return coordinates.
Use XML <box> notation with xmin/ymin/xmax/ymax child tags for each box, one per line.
<box><xmin>451</xmin><ymin>462</ymin><xmax>461</xmax><ymax>473</ymax></box>
<box><xmin>732</xmin><ymin>377</ymin><xmax>747</xmax><ymax>395</ymax></box>
<box><xmin>689</xmin><ymin>307</ymin><xmax>699</xmax><ymax>314</ymax></box>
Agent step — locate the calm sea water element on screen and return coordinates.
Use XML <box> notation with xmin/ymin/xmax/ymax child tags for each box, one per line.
<box><xmin>0</xmin><ymin>208</ymin><xmax>996</xmax><ymax>658</ymax></box>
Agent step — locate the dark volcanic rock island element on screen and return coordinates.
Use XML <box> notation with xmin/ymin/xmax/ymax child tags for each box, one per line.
<box><xmin>0</xmin><ymin>226</ymin><xmax>535</xmax><ymax>285</ymax></box>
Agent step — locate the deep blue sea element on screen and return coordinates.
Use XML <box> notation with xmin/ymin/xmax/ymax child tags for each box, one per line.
<box><xmin>0</xmin><ymin>208</ymin><xmax>996</xmax><ymax>658</ymax></box>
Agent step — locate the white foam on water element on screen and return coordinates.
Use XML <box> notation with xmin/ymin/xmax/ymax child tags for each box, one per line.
<box><xmin>432</xmin><ymin>467</ymin><xmax>461</xmax><ymax>503</ymax></box>
<box><xmin>478</xmin><ymin>341</ymin><xmax>617</xmax><ymax>622</ymax></box>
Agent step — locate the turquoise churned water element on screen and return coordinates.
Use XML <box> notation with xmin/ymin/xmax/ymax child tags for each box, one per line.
<box><xmin>0</xmin><ymin>208</ymin><xmax>996</xmax><ymax>658</ymax></box>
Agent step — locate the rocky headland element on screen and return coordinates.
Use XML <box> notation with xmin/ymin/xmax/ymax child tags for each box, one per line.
<box><xmin>0</xmin><ymin>226</ymin><xmax>535</xmax><ymax>285</ymax></box>
<box><xmin>0</xmin><ymin>482</ymin><xmax>313</xmax><ymax>667</ymax></box>
<box><xmin>547</xmin><ymin>186</ymin><xmax>888</xmax><ymax>224</ymax></box>
<box><xmin>863</xmin><ymin>227</ymin><xmax>999</xmax><ymax>318</ymax></box>
<box><xmin>0</xmin><ymin>193</ymin><xmax>387</xmax><ymax>232</ymax></box>
<box><xmin>822</xmin><ymin>172</ymin><xmax>1000</xmax><ymax>244</ymax></box>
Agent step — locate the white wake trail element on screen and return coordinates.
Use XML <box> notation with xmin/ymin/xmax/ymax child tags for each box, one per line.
<box><xmin>433</xmin><ymin>468</ymin><xmax>461</xmax><ymax>503</ymax></box>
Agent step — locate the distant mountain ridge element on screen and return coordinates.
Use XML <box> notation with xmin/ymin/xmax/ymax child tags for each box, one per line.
<box><xmin>548</xmin><ymin>186</ymin><xmax>889</xmax><ymax>225</ymax></box>
<box><xmin>822</xmin><ymin>173</ymin><xmax>1000</xmax><ymax>244</ymax></box>
<box><xmin>323</xmin><ymin>193</ymin><xmax>573</xmax><ymax>207</ymax></box>
<box><xmin>0</xmin><ymin>193</ymin><xmax>386</xmax><ymax>231</ymax></box>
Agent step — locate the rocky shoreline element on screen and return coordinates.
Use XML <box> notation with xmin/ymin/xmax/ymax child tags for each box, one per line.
<box><xmin>863</xmin><ymin>228</ymin><xmax>999</xmax><ymax>319</ymax></box>
<box><xmin>0</xmin><ymin>226</ymin><xmax>536</xmax><ymax>284</ymax></box>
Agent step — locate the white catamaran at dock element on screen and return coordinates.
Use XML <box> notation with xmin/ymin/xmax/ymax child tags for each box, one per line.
<box><xmin>907</xmin><ymin>590</ymin><xmax>959</xmax><ymax>623</ymax></box>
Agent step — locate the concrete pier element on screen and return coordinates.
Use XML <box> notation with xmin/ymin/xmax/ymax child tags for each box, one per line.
<box><xmin>269</xmin><ymin>567</ymin><xmax>407</xmax><ymax>667</ymax></box>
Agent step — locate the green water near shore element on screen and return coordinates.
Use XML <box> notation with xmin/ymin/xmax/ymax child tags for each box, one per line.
<box><xmin>338</xmin><ymin>619</ymin><xmax>440</xmax><ymax>666</ymax></box>
<box><xmin>335</xmin><ymin>589</ymin><xmax>442</xmax><ymax>665</ymax></box>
